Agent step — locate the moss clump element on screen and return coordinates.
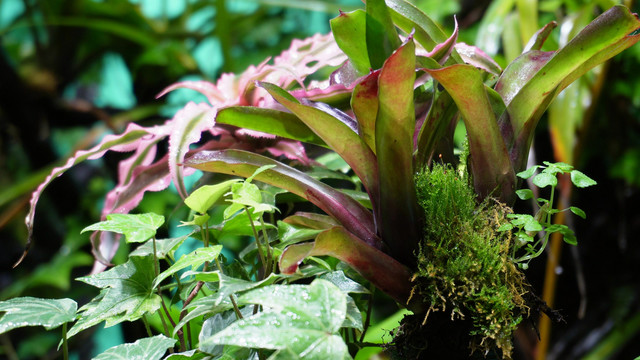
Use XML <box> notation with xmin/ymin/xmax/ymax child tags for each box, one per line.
<box><xmin>410</xmin><ymin>163</ymin><xmax>528</xmax><ymax>358</ymax></box>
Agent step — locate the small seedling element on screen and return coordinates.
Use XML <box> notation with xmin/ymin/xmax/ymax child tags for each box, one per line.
<box><xmin>499</xmin><ymin>162</ymin><xmax>597</xmax><ymax>269</ymax></box>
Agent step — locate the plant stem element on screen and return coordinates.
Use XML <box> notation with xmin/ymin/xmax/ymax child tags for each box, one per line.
<box><xmin>244</xmin><ymin>206</ymin><xmax>267</xmax><ymax>278</ymax></box>
<box><xmin>62</xmin><ymin>322</ymin><xmax>69</xmax><ymax>360</ymax></box>
<box><xmin>359</xmin><ymin>286</ymin><xmax>375</xmax><ymax>343</ymax></box>
<box><xmin>142</xmin><ymin>315</ymin><xmax>154</xmax><ymax>337</ymax></box>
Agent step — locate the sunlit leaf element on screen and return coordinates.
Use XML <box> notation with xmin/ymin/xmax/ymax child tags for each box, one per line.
<box><xmin>81</xmin><ymin>213</ymin><xmax>165</xmax><ymax>243</ymax></box>
<box><xmin>185</xmin><ymin>179</ymin><xmax>241</xmax><ymax>214</ymax></box>
<box><xmin>129</xmin><ymin>234</ymin><xmax>190</xmax><ymax>259</ymax></box>
<box><xmin>154</xmin><ymin>246</ymin><xmax>222</xmax><ymax>287</ymax></box>
<box><xmin>570</xmin><ymin>206</ymin><xmax>587</xmax><ymax>219</ymax></box>
<box><xmin>0</xmin><ymin>297</ymin><xmax>77</xmax><ymax>333</ymax></box>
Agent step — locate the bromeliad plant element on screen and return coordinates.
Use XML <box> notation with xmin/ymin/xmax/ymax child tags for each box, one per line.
<box><xmin>8</xmin><ymin>0</ymin><xmax>640</xmax><ymax>359</ymax></box>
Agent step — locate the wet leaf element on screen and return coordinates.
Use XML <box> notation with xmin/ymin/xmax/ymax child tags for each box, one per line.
<box><xmin>571</xmin><ymin>170</ymin><xmax>597</xmax><ymax>188</ymax></box>
<box><xmin>92</xmin><ymin>335</ymin><xmax>175</xmax><ymax>360</ymax></box>
<box><xmin>0</xmin><ymin>297</ymin><xmax>77</xmax><ymax>333</ymax></box>
<box><xmin>201</xmin><ymin>279</ymin><xmax>351</xmax><ymax>360</ymax></box>
<box><xmin>69</xmin><ymin>256</ymin><xmax>161</xmax><ymax>338</ymax></box>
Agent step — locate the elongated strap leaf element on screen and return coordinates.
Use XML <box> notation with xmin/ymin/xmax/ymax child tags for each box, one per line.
<box><xmin>375</xmin><ymin>37</ymin><xmax>421</xmax><ymax>265</ymax></box>
<box><xmin>279</xmin><ymin>226</ymin><xmax>412</xmax><ymax>306</ymax></box>
<box><xmin>351</xmin><ymin>70</ymin><xmax>381</xmax><ymax>153</ymax></box>
<box><xmin>414</xmin><ymin>90</ymin><xmax>458</xmax><ymax>169</ymax></box>
<box><xmin>216</xmin><ymin>107</ymin><xmax>327</xmax><ymax>147</ymax></box>
<box><xmin>507</xmin><ymin>5</ymin><xmax>640</xmax><ymax>171</ymax></box>
<box><xmin>366</xmin><ymin>0</ymin><xmax>402</xmax><ymax>69</ymax></box>
<box><xmin>385</xmin><ymin>0</ymin><xmax>464</xmax><ymax>64</ymax></box>
<box><xmin>426</xmin><ymin>64</ymin><xmax>515</xmax><ymax>203</ymax></box>
<box><xmin>185</xmin><ymin>150</ymin><xmax>382</xmax><ymax>249</ymax></box>
<box><xmin>331</xmin><ymin>9</ymin><xmax>371</xmax><ymax>76</ymax></box>
<box><xmin>258</xmin><ymin>82</ymin><xmax>379</xmax><ymax>206</ymax></box>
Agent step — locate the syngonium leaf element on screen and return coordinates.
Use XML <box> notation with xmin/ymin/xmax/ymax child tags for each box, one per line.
<box><xmin>68</xmin><ymin>256</ymin><xmax>161</xmax><ymax>338</ymax></box>
<box><xmin>184</xmin><ymin>179</ymin><xmax>241</xmax><ymax>214</ymax></box>
<box><xmin>185</xmin><ymin>149</ymin><xmax>382</xmax><ymax>250</ymax></box>
<box><xmin>375</xmin><ymin>36</ymin><xmax>421</xmax><ymax>264</ymax></box>
<box><xmin>129</xmin><ymin>234</ymin><xmax>190</xmax><ymax>259</ymax></box>
<box><xmin>201</xmin><ymin>279</ymin><xmax>352</xmax><ymax>360</ymax></box>
<box><xmin>279</xmin><ymin>226</ymin><xmax>413</xmax><ymax>306</ymax></box>
<box><xmin>504</xmin><ymin>5</ymin><xmax>640</xmax><ymax>172</ymax></box>
<box><xmin>0</xmin><ymin>297</ymin><xmax>77</xmax><ymax>333</ymax></box>
<box><xmin>81</xmin><ymin>213</ymin><xmax>165</xmax><ymax>243</ymax></box>
<box><xmin>153</xmin><ymin>246</ymin><xmax>223</xmax><ymax>288</ymax></box>
<box><xmin>92</xmin><ymin>335</ymin><xmax>176</xmax><ymax>360</ymax></box>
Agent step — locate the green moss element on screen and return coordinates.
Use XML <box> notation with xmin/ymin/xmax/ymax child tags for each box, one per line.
<box><xmin>411</xmin><ymin>163</ymin><xmax>528</xmax><ymax>358</ymax></box>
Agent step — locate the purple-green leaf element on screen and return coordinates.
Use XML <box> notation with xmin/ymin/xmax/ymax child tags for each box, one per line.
<box><xmin>168</xmin><ymin>102</ymin><xmax>216</xmax><ymax>199</ymax></box>
<box><xmin>351</xmin><ymin>70</ymin><xmax>381</xmax><ymax>153</ymax></box>
<box><xmin>375</xmin><ymin>37</ymin><xmax>421</xmax><ymax>264</ymax></box>
<box><xmin>385</xmin><ymin>0</ymin><xmax>464</xmax><ymax>64</ymax></box>
<box><xmin>185</xmin><ymin>150</ymin><xmax>382</xmax><ymax>250</ymax></box>
<box><xmin>426</xmin><ymin>64</ymin><xmax>515</xmax><ymax>202</ymax></box>
<box><xmin>414</xmin><ymin>90</ymin><xmax>458</xmax><ymax>168</ymax></box>
<box><xmin>279</xmin><ymin>226</ymin><xmax>413</xmax><ymax>306</ymax></box>
<box><xmin>506</xmin><ymin>5</ymin><xmax>640</xmax><ymax>172</ymax></box>
<box><xmin>258</xmin><ymin>82</ymin><xmax>379</xmax><ymax>204</ymax></box>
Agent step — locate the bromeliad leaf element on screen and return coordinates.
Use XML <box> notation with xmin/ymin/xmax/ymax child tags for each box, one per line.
<box><xmin>81</xmin><ymin>213</ymin><xmax>165</xmax><ymax>243</ymax></box>
<box><xmin>258</xmin><ymin>82</ymin><xmax>379</xmax><ymax>201</ymax></box>
<box><xmin>92</xmin><ymin>335</ymin><xmax>176</xmax><ymax>360</ymax></box>
<box><xmin>331</xmin><ymin>9</ymin><xmax>371</xmax><ymax>75</ymax></box>
<box><xmin>153</xmin><ymin>246</ymin><xmax>223</xmax><ymax>288</ymax></box>
<box><xmin>0</xmin><ymin>297</ymin><xmax>77</xmax><ymax>333</ymax></box>
<box><xmin>375</xmin><ymin>36</ymin><xmax>421</xmax><ymax>264</ymax></box>
<box><xmin>185</xmin><ymin>149</ymin><xmax>381</xmax><ymax>249</ymax></box>
<box><xmin>69</xmin><ymin>256</ymin><xmax>161</xmax><ymax>338</ymax></box>
<box><xmin>279</xmin><ymin>227</ymin><xmax>412</xmax><ymax>306</ymax></box>
<box><xmin>216</xmin><ymin>107</ymin><xmax>327</xmax><ymax>148</ymax></box>
<box><xmin>201</xmin><ymin>279</ymin><xmax>351</xmax><ymax>360</ymax></box>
